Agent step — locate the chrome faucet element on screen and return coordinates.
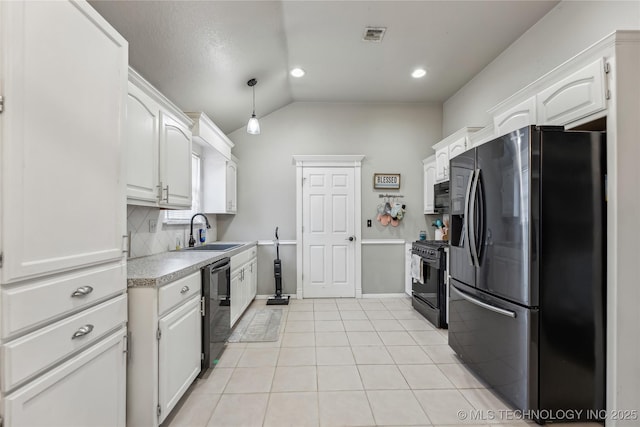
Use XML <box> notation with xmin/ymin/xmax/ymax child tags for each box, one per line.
<box><xmin>189</xmin><ymin>213</ymin><xmax>211</xmax><ymax>247</ymax></box>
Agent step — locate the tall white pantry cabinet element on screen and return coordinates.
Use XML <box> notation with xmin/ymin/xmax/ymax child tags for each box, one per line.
<box><xmin>0</xmin><ymin>1</ymin><xmax>128</xmax><ymax>426</ymax></box>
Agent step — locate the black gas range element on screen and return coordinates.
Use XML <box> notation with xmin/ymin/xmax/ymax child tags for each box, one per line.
<box><xmin>411</xmin><ymin>240</ymin><xmax>448</xmax><ymax>328</ymax></box>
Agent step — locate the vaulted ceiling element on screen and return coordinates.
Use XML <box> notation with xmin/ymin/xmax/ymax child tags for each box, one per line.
<box><xmin>90</xmin><ymin>0</ymin><xmax>559</xmax><ymax>134</ymax></box>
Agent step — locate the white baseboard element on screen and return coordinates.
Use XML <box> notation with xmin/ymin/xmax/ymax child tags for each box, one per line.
<box><xmin>256</xmin><ymin>293</ymin><xmax>407</xmax><ymax>300</ymax></box>
<box><xmin>361</xmin><ymin>293</ymin><xmax>409</xmax><ymax>299</ymax></box>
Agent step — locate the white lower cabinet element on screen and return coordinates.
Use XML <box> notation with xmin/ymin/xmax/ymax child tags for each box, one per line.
<box><xmin>404</xmin><ymin>243</ymin><xmax>413</xmax><ymax>296</ymax></box>
<box><xmin>4</xmin><ymin>328</ymin><xmax>127</xmax><ymax>427</ymax></box>
<box><xmin>230</xmin><ymin>246</ymin><xmax>258</xmax><ymax>326</ymax></box>
<box><xmin>158</xmin><ymin>296</ymin><xmax>201</xmax><ymax>423</ymax></box>
<box><xmin>250</xmin><ymin>258</ymin><xmax>258</xmax><ymax>298</ymax></box>
<box><xmin>127</xmin><ymin>271</ymin><xmax>202</xmax><ymax>426</ymax></box>
<box><xmin>0</xmin><ymin>264</ymin><xmax>128</xmax><ymax>427</ymax></box>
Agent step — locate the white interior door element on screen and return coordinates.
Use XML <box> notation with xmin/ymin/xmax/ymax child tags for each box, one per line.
<box><xmin>302</xmin><ymin>168</ymin><xmax>356</xmax><ymax>298</ymax></box>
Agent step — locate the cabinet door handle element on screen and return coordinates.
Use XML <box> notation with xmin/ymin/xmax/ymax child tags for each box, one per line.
<box><xmin>71</xmin><ymin>286</ymin><xmax>94</xmax><ymax>297</ymax></box>
<box><xmin>122</xmin><ymin>233</ymin><xmax>130</xmax><ymax>254</ymax></box>
<box><xmin>157</xmin><ymin>182</ymin><xmax>164</xmax><ymax>200</ymax></box>
<box><xmin>71</xmin><ymin>324</ymin><xmax>94</xmax><ymax>339</ymax></box>
<box><xmin>163</xmin><ymin>185</ymin><xmax>170</xmax><ymax>202</ymax></box>
<box><xmin>180</xmin><ymin>285</ymin><xmax>190</xmax><ymax>294</ymax></box>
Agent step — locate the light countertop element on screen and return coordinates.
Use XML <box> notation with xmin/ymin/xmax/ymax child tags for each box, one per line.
<box><xmin>127</xmin><ymin>241</ymin><xmax>256</xmax><ymax>288</ymax></box>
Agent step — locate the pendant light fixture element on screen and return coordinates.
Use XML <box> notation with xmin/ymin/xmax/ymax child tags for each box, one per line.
<box><xmin>246</xmin><ymin>78</ymin><xmax>260</xmax><ymax>135</ymax></box>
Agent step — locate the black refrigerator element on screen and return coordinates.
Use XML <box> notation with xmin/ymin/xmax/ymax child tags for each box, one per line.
<box><xmin>448</xmin><ymin>125</ymin><xmax>606</xmax><ymax>422</ymax></box>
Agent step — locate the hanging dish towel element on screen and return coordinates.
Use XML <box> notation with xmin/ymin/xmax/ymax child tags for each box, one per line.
<box><xmin>410</xmin><ymin>254</ymin><xmax>423</xmax><ymax>284</ymax></box>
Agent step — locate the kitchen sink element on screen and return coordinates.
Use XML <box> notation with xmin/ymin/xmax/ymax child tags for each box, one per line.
<box><xmin>183</xmin><ymin>243</ymin><xmax>242</xmax><ymax>251</ymax></box>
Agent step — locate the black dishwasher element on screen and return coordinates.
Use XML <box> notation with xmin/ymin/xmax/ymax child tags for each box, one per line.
<box><xmin>200</xmin><ymin>257</ymin><xmax>230</xmax><ymax>376</ymax></box>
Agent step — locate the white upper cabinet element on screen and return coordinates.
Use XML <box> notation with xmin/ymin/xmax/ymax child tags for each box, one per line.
<box><xmin>489</xmin><ymin>58</ymin><xmax>608</xmax><ymax>138</ymax></box>
<box><xmin>493</xmin><ymin>96</ymin><xmax>536</xmax><ymax>136</ymax></box>
<box><xmin>469</xmin><ymin>124</ymin><xmax>496</xmax><ymax>148</ymax></box>
<box><xmin>126</xmin><ymin>82</ymin><xmax>160</xmax><ymax>204</ymax></box>
<box><xmin>537</xmin><ymin>58</ymin><xmax>607</xmax><ymax>126</ymax></box>
<box><xmin>203</xmin><ymin>154</ymin><xmax>238</xmax><ymax>214</ymax></box>
<box><xmin>226</xmin><ymin>160</ymin><xmax>238</xmax><ymax>212</ymax></box>
<box><xmin>432</xmin><ymin>128</ymin><xmax>480</xmax><ymax>183</ymax></box>
<box><xmin>423</xmin><ymin>156</ymin><xmax>436</xmax><ymax>214</ymax></box>
<box><xmin>126</xmin><ymin>69</ymin><xmax>193</xmax><ymax>209</ymax></box>
<box><xmin>159</xmin><ymin>112</ymin><xmax>192</xmax><ymax>208</ymax></box>
<box><xmin>434</xmin><ymin>148</ymin><xmax>450</xmax><ymax>182</ymax></box>
<box><xmin>187</xmin><ymin>112</ymin><xmax>238</xmax><ymax>214</ymax></box>
<box><xmin>448</xmin><ymin>138</ymin><xmax>467</xmax><ymax>159</ymax></box>
<box><xmin>0</xmin><ymin>0</ymin><xmax>128</xmax><ymax>283</ymax></box>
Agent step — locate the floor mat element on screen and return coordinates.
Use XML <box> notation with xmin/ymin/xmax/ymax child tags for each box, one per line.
<box><xmin>227</xmin><ymin>308</ymin><xmax>284</xmax><ymax>342</ymax></box>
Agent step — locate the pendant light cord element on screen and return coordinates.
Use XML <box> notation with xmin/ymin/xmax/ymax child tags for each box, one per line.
<box><xmin>252</xmin><ymin>85</ymin><xmax>256</xmax><ymax>116</ymax></box>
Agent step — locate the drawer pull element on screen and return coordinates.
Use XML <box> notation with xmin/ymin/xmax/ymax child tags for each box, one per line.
<box><xmin>180</xmin><ymin>286</ymin><xmax>190</xmax><ymax>294</ymax></box>
<box><xmin>71</xmin><ymin>286</ymin><xmax>94</xmax><ymax>297</ymax></box>
<box><xmin>71</xmin><ymin>324</ymin><xmax>94</xmax><ymax>339</ymax></box>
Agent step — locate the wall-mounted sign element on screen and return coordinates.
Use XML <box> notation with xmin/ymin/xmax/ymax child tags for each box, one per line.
<box><xmin>373</xmin><ymin>173</ymin><xmax>401</xmax><ymax>190</ymax></box>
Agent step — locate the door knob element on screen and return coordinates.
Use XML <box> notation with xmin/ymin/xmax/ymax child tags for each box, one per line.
<box><xmin>346</xmin><ymin>236</ymin><xmax>355</xmax><ymax>242</ymax></box>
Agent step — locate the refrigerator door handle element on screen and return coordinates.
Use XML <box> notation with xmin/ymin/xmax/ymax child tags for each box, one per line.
<box><xmin>476</xmin><ymin>172</ymin><xmax>485</xmax><ymax>262</ymax></box>
<box><xmin>451</xmin><ymin>285</ymin><xmax>517</xmax><ymax>318</ymax></box>
<box><xmin>469</xmin><ymin>168</ymin><xmax>481</xmax><ymax>267</ymax></box>
<box><xmin>463</xmin><ymin>170</ymin><xmax>475</xmax><ymax>266</ymax></box>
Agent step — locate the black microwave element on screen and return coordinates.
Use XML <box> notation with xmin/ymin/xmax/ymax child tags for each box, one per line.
<box><xmin>434</xmin><ymin>182</ymin><xmax>449</xmax><ymax>213</ymax></box>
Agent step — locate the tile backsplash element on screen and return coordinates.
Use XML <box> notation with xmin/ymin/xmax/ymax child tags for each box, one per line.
<box><xmin>127</xmin><ymin>205</ymin><xmax>217</xmax><ymax>258</ymax></box>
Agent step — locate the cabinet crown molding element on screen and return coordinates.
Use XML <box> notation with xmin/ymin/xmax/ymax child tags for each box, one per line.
<box><xmin>422</xmin><ymin>154</ymin><xmax>436</xmax><ymax>164</ymax></box>
<box><xmin>128</xmin><ymin>67</ymin><xmax>193</xmax><ymax>127</ymax></box>
<box><xmin>185</xmin><ymin>112</ymin><xmax>234</xmax><ymax>159</ymax></box>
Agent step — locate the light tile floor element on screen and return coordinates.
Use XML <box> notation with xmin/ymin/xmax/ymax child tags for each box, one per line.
<box><xmin>162</xmin><ymin>297</ymin><xmax>601</xmax><ymax>427</ymax></box>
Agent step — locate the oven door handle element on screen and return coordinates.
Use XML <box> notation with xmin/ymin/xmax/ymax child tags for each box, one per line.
<box><xmin>451</xmin><ymin>285</ymin><xmax>516</xmax><ymax>318</ymax></box>
<box><xmin>423</xmin><ymin>258</ymin><xmax>439</xmax><ymax>268</ymax></box>
<box><xmin>209</xmin><ymin>264</ymin><xmax>230</xmax><ymax>274</ymax></box>
<box><xmin>463</xmin><ymin>170</ymin><xmax>475</xmax><ymax>267</ymax></box>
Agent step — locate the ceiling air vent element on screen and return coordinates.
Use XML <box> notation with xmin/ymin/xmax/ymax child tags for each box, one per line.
<box><xmin>362</xmin><ymin>27</ymin><xmax>386</xmax><ymax>42</ymax></box>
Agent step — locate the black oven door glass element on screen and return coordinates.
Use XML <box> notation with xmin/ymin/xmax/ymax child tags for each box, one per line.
<box><xmin>412</xmin><ymin>258</ymin><xmax>441</xmax><ymax>308</ymax></box>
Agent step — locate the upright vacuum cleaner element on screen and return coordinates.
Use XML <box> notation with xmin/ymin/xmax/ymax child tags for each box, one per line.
<box><xmin>267</xmin><ymin>227</ymin><xmax>290</xmax><ymax>305</ymax></box>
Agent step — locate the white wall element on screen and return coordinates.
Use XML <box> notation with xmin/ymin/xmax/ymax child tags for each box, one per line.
<box><xmin>220</xmin><ymin>102</ymin><xmax>442</xmax><ymax>295</ymax></box>
<box><xmin>443</xmin><ymin>0</ymin><xmax>640</xmax><ymax>135</ymax></box>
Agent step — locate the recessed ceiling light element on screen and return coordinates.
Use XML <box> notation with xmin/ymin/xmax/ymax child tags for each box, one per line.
<box><xmin>412</xmin><ymin>68</ymin><xmax>427</xmax><ymax>79</ymax></box>
<box><xmin>290</xmin><ymin>68</ymin><xmax>305</xmax><ymax>78</ymax></box>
